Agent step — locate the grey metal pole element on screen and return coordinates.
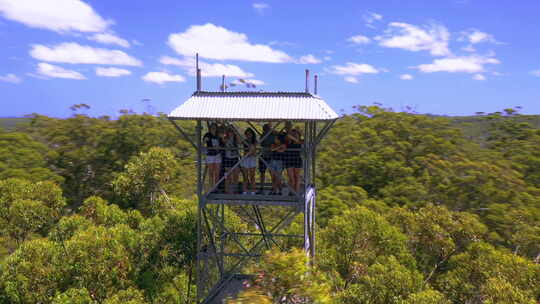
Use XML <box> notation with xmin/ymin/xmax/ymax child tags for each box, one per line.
<box><xmin>221</xmin><ymin>75</ymin><xmax>225</xmax><ymax>92</ymax></box>
<box><xmin>196</xmin><ymin>120</ymin><xmax>202</xmax><ymax>303</ymax></box>
<box><xmin>196</xmin><ymin>53</ymin><xmax>201</xmax><ymax>92</ymax></box>
<box><xmin>303</xmin><ymin>122</ymin><xmax>309</xmax><ymax>195</ymax></box>
<box><xmin>311</xmin><ymin>191</ymin><xmax>316</xmax><ymax>262</ymax></box>
<box><xmin>314</xmin><ymin>75</ymin><xmax>318</xmax><ymax>95</ymax></box>
<box><xmin>305</xmin><ymin>69</ymin><xmax>310</xmax><ymax>93</ymax></box>
<box><xmin>312</xmin><ymin>122</ymin><xmax>317</xmax><ymax>185</ymax></box>
<box><xmin>197</xmin><ymin>69</ymin><xmax>202</xmax><ymax>91</ymax></box>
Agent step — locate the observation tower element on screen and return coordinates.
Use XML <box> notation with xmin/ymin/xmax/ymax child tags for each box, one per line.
<box><xmin>168</xmin><ymin>66</ymin><xmax>338</xmax><ymax>303</ymax></box>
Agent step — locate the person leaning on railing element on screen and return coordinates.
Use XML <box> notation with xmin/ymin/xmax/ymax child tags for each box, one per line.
<box><xmin>203</xmin><ymin>123</ymin><xmax>223</xmax><ymax>192</ymax></box>
<box><xmin>270</xmin><ymin>131</ymin><xmax>287</xmax><ymax>195</ymax></box>
<box><xmin>223</xmin><ymin>126</ymin><xmax>241</xmax><ymax>194</ymax></box>
<box><xmin>241</xmin><ymin>128</ymin><xmax>257</xmax><ymax>194</ymax></box>
<box><xmin>285</xmin><ymin>128</ymin><xmax>303</xmax><ymax>195</ymax></box>
<box><xmin>258</xmin><ymin>123</ymin><xmax>274</xmax><ymax>194</ymax></box>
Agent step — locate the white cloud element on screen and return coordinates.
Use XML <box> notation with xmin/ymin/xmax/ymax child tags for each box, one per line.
<box><xmin>363</xmin><ymin>11</ymin><xmax>382</xmax><ymax>28</ymax></box>
<box><xmin>159</xmin><ymin>56</ymin><xmax>188</xmax><ymax>66</ymax></box>
<box><xmin>142</xmin><ymin>71</ymin><xmax>185</xmax><ymax>84</ymax></box>
<box><xmin>323</xmin><ymin>56</ymin><xmax>332</xmax><ymax>61</ymax></box>
<box><xmin>348</xmin><ymin>35</ymin><xmax>371</xmax><ymax>44</ymax></box>
<box><xmin>36</xmin><ymin>62</ymin><xmax>85</xmax><ymax>79</ymax></box>
<box><xmin>89</xmin><ymin>32</ymin><xmax>130</xmax><ymax>48</ymax></box>
<box><xmin>377</xmin><ymin>22</ymin><xmax>450</xmax><ymax>56</ymax></box>
<box><xmin>400</xmin><ymin>74</ymin><xmax>413</xmax><ymax>80</ymax></box>
<box><xmin>328</xmin><ymin>62</ymin><xmax>379</xmax><ymax>75</ymax></box>
<box><xmin>268</xmin><ymin>40</ymin><xmax>297</xmax><ymax>47</ymax></box>
<box><xmin>30</xmin><ymin>42</ymin><xmax>142</xmax><ymax>66</ymax></box>
<box><xmin>462</xmin><ymin>45</ymin><xmax>476</xmax><ymax>52</ymax></box>
<box><xmin>344</xmin><ymin>76</ymin><xmax>359</xmax><ymax>83</ymax></box>
<box><xmin>0</xmin><ymin>73</ymin><xmax>21</xmax><ymax>83</ymax></box>
<box><xmin>468</xmin><ymin>31</ymin><xmax>491</xmax><ymax>44</ymax></box>
<box><xmin>465</xmin><ymin>30</ymin><xmax>496</xmax><ymax>44</ymax></box>
<box><xmin>472</xmin><ymin>74</ymin><xmax>486</xmax><ymax>80</ymax></box>
<box><xmin>0</xmin><ymin>0</ymin><xmax>110</xmax><ymax>33</ymax></box>
<box><xmin>416</xmin><ymin>55</ymin><xmax>500</xmax><ymax>73</ymax></box>
<box><xmin>160</xmin><ymin>56</ymin><xmax>254</xmax><ymax>78</ymax></box>
<box><xmin>530</xmin><ymin>69</ymin><xmax>540</xmax><ymax>77</ymax></box>
<box><xmin>167</xmin><ymin>23</ymin><xmax>292</xmax><ymax>63</ymax></box>
<box><xmin>95</xmin><ymin>67</ymin><xmax>131</xmax><ymax>77</ymax></box>
<box><xmin>252</xmin><ymin>2</ymin><xmax>269</xmax><ymax>14</ymax></box>
<box><xmin>298</xmin><ymin>54</ymin><xmax>322</xmax><ymax>64</ymax></box>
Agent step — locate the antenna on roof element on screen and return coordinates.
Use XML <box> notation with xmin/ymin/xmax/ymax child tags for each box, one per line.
<box><xmin>305</xmin><ymin>69</ymin><xmax>310</xmax><ymax>93</ymax></box>
<box><xmin>221</xmin><ymin>75</ymin><xmax>225</xmax><ymax>92</ymax></box>
<box><xmin>196</xmin><ymin>53</ymin><xmax>201</xmax><ymax>91</ymax></box>
<box><xmin>314</xmin><ymin>75</ymin><xmax>318</xmax><ymax>95</ymax></box>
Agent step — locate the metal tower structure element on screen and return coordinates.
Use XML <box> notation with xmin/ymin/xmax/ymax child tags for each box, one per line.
<box><xmin>168</xmin><ymin>72</ymin><xmax>338</xmax><ymax>303</ymax></box>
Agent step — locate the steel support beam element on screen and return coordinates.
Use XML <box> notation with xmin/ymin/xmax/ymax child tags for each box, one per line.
<box><xmin>169</xmin><ymin>118</ymin><xmax>198</xmax><ymax>150</ymax></box>
<box><xmin>168</xmin><ymin>118</ymin><xmax>335</xmax><ymax>303</ymax></box>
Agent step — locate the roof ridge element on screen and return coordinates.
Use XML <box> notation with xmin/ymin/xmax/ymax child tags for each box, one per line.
<box><xmin>170</xmin><ymin>92</ymin><xmax>339</xmax><ymax>121</ymax></box>
<box><xmin>193</xmin><ymin>91</ymin><xmax>315</xmax><ymax>97</ymax></box>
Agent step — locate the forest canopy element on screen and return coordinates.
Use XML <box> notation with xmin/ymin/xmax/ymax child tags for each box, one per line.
<box><xmin>0</xmin><ymin>106</ymin><xmax>539</xmax><ymax>304</ymax></box>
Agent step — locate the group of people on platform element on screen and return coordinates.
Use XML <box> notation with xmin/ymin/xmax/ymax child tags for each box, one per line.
<box><xmin>203</xmin><ymin>122</ymin><xmax>303</xmax><ymax>196</ymax></box>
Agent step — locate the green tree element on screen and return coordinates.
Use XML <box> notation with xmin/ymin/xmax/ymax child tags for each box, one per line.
<box><xmin>62</xmin><ymin>225</ymin><xmax>139</xmax><ymax>302</ymax></box>
<box><xmin>22</xmin><ymin>113</ymin><xmax>195</xmax><ymax>205</ymax></box>
<box><xmin>112</xmin><ymin>147</ymin><xmax>183</xmax><ymax>214</ymax></box>
<box><xmin>52</xmin><ymin>288</ymin><xmax>95</xmax><ymax>304</ymax></box>
<box><xmin>103</xmin><ymin>288</ymin><xmax>148</xmax><ymax>304</ymax></box>
<box><xmin>319</xmin><ymin>206</ymin><xmax>414</xmax><ymax>291</ymax></box>
<box><xmin>338</xmin><ymin>256</ymin><xmax>424</xmax><ymax>304</ymax></box>
<box><xmin>48</xmin><ymin>215</ymin><xmax>92</xmax><ymax>245</ymax></box>
<box><xmin>136</xmin><ymin>198</ymin><xmax>197</xmax><ymax>300</ymax></box>
<box><xmin>480</xmin><ymin>277</ymin><xmax>536</xmax><ymax>304</ymax></box>
<box><xmin>401</xmin><ymin>289</ymin><xmax>451</xmax><ymax>304</ymax></box>
<box><xmin>79</xmin><ymin>196</ymin><xmax>131</xmax><ymax>227</ymax></box>
<box><xmin>0</xmin><ymin>239</ymin><xmax>63</xmax><ymax>304</ymax></box>
<box><xmin>318</xmin><ymin>108</ymin><xmax>466</xmax><ymax>198</ymax></box>
<box><xmin>229</xmin><ymin>249</ymin><xmax>332</xmax><ymax>304</ymax></box>
<box><xmin>483</xmin><ymin>202</ymin><xmax>540</xmax><ymax>260</ymax></box>
<box><xmin>317</xmin><ymin>185</ymin><xmax>370</xmax><ymax>227</ymax></box>
<box><xmin>484</xmin><ymin>113</ymin><xmax>540</xmax><ymax>187</ymax></box>
<box><xmin>386</xmin><ymin>205</ymin><xmax>487</xmax><ymax>280</ymax></box>
<box><xmin>152</xmin><ymin>272</ymin><xmax>194</xmax><ymax>304</ymax></box>
<box><xmin>0</xmin><ymin>179</ymin><xmax>65</xmax><ymax>245</ymax></box>
<box><xmin>0</xmin><ymin>132</ymin><xmax>62</xmax><ymax>183</ymax></box>
<box><xmin>22</xmin><ymin>113</ymin><xmax>115</xmax><ymax>205</ymax></box>
<box><xmin>419</xmin><ymin>154</ymin><xmax>537</xmax><ymax>212</ymax></box>
<box><xmin>5</xmin><ymin>199</ymin><xmax>59</xmax><ymax>243</ymax></box>
<box><xmin>436</xmin><ymin>242</ymin><xmax>540</xmax><ymax>303</ymax></box>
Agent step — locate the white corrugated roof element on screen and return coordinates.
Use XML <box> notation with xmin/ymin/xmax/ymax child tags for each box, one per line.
<box><xmin>168</xmin><ymin>91</ymin><xmax>339</xmax><ymax>121</ymax></box>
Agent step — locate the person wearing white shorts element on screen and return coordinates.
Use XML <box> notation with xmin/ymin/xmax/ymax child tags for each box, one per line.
<box><xmin>206</xmin><ymin>154</ymin><xmax>222</xmax><ymax>164</ymax></box>
<box><xmin>241</xmin><ymin>156</ymin><xmax>256</xmax><ymax>168</ymax></box>
<box><xmin>203</xmin><ymin>123</ymin><xmax>223</xmax><ymax>192</ymax></box>
<box><xmin>241</xmin><ymin>128</ymin><xmax>258</xmax><ymax>194</ymax></box>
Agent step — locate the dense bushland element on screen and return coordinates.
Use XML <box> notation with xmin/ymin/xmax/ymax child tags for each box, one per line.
<box><xmin>0</xmin><ymin>106</ymin><xmax>539</xmax><ymax>303</ymax></box>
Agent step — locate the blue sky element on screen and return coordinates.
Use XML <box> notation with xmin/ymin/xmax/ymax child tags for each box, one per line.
<box><xmin>1</xmin><ymin>0</ymin><xmax>539</xmax><ymax>117</ymax></box>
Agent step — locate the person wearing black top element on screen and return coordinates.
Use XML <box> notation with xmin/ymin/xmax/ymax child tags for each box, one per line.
<box><xmin>223</xmin><ymin>127</ymin><xmax>241</xmax><ymax>194</ymax></box>
<box><xmin>241</xmin><ymin>128</ymin><xmax>257</xmax><ymax>194</ymax></box>
<box><xmin>258</xmin><ymin>123</ymin><xmax>274</xmax><ymax>194</ymax></box>
<box><xmin>285</xmin><ymin>128</ymin><xmax>303</xmax><ymax>195</ymax></box>
<box><xmin>270</xmin><ymin>132</ymin><xmax>286</xmax><ymax>195</ymax></box>
<box><xmin>203</xmin><ymin>123</ymin><xmax>223</xmax><ymax>192</ymax></box>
